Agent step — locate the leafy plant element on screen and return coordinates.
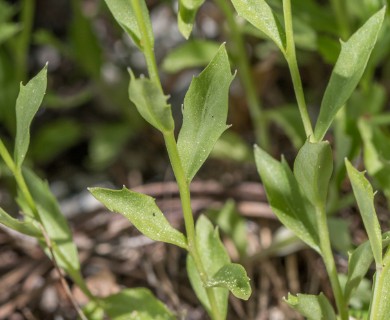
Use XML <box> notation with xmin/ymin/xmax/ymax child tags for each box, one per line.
<box><xmin>0</xmin><ymin>66</ymin><xmax>93</xmax><ymax>319</ymax></box>
<box><xmin>233</xmin><ymin>0</ymin><xmax>389</xmax><ymax>319</ymax></box>
<box><xmin>0</xmin><ymin>65</ymin><xmax>185</xmax><ymax>319</ymax></box>
<box><xmin>89</xmin><ymin>0</ymin><xmax>251</xmax><ymax>319</ymax></box>
<box><xmin>2</xmin><ymin>0</ymin><xmax>390</xmax><ymax>319</ymax></box>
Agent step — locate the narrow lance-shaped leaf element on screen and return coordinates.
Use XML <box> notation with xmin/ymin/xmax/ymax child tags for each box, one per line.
<box><xmin>14</xmin><ymin>65</ymin><xmax>47</xmax><ymax>168</ymax></box>
<box><xmin>358</xmin><ymin>118</ymin><xmax>390</xmax><ymax>198</ymax></box>
<box><xmin>265</xmin><ymin>105</ymin><xmax>306</xmax><ymax>149</ymax></box>
<box><xmin>344</xmin><ymin>233</ymin><xmax>390</xmax><ymax>302</ymax></box>
<box><xmin>21</xmin><ymin>169</ymin><xmax>78</xmax><ymax>263</ymax></box>
<box><xmin>294</xmin><ymin>140</ymin><xmax>333</xmax><ymax>207</ymax></box>
<box><xmin>128</xmin><ymin>71</ymin><xmax>174</xmax><ymax>133</ymax></box>
<box><xmin>207</xmin><ymin>199</ymin><xmax>248</xmax><ymax>257</ymax></box>
<box><xmin>161</xmin><ymin>40</ymin><xmax>220</xmax><ymax>73</ymax></box>
<box><xmin>358</xmin><ymin>119</ymin><xmax>384</xmax><ymax>175</ymax></box>
<box><xmin>0</xmin><ymin>207</ymin><xmax>41</xmax><ymax>237</ymax></box>
<box><xmin>231</xmin><ymin>0</ymin><xmax>286</xmax><ymax>52</ymax></box>
<box><xmin>345</xmin><ymin>241</ymin><xmax>374</xmax><ymax>303</ymax></box>
<box><xmin>254</xmin><ymin>145</ymin><xmax>320</xmax><ymax>252</ymax></box>
<box><xmin>285</xmin><ymin>293</ymin><xmax>336</xmax><ymax>320</ymax></box>
<box><xmin>314</xmin><ymin>7</ymin><xmax>386</xmax><ymax>141</ymax></box>
<box><xmin>205</xmin><ymin>263</ymin><xmax>251</xmax><ymax>300</ymax></box>
<box><xmin>0</xmin><ymin>23</ymin><xmax>20</xmax><ymax>45</ymax></box>
<box><xmin>20</xmin><ymin>168</ymin><xmax>84</xmax><ymax>289</ymax></box>
<box><xmin>178</xmin><ymin>0</ymin><xmax>205</xmax><ymax>39</ymax></box>
<box><xmin>104</xmin><ymin>0</ymin><xmax>153</xmax><ymax>50</ymax></box>
<box><xmin>96</xmin><ymin>288</ymin><xmax>175</xmax><ymax>320</ymax></box>
<box><xmin>89</xmin><ymin>187</ymin><xmax>187</xmax><ymax>249</ymax></box>
<box><xmin>186</xmin><ymin>215</ymin><xmax>230</xmax><ymax>319</ymax></box>
<box><xmin>328</xmin><ymin>217</ymin><xmax>352</xmax><ymax>255</ymax></box>
<box><xmin>177</xmin><ymin>44</ymin><xmax>234</xmax><ymax>182</ymax></box>
<box><xmin>345</xmin><ymin>159</ymin><xmax>382</xmax><ymax>266</ymax></box>
<box><xmin>69</xmin><ymin>0</ymin><xmax>102</xmax><ymax>79</ymax></box>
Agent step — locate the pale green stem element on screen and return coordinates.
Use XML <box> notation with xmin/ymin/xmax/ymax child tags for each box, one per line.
<box><xmin>0</xmin><ymin>139</ymin><xmax>37</xmax><ymax>216</ymax></box>
<box><xmin>163</xmin><ymin>133</ymin><xmax>195</xmax><ymax>243</ymax></box>
<box><xmin>214</xmin><ymin>0</ymin><xmax>269</xmax><ymax>150</ymax></box>
<box><xmin>368</xmin><ymin>248</ymin><xmax>390</xmax><ymax>319</ymax></box>
<box><xmin>330</xmin><ymin>0</ymin><xmax>350</xmax><ymax>40</ymax></box>
<box><xmin>15</xmin><ymin>0</ymin><xmax>35</xmax><ymax>82</ymax></box>
<box><xmin>367</xmin><ymin>113</ymin><xmax>390</xmax><ymax>125</ymax></box>
<box><xmin>282</xmin><ymin>0</ymin><xmax>314</xmax><ymax>140</ymax></box>
<box><xmin>316</xmin><ymin>205</ymin><xmax>348</xmax><ymax>320</ymax></box>
<box><xmin>131</xmin><ymin>0</ymin><xmax>162</xmax><ymax>92</ymax></box>
<box><xmin>163</xmin><ymin>132</ymin><xmax>222</xmax><ymax>320</ymax></box>
<box><xmin>0</xmin><ymin>139</ymin><xmax>16</xmax><ymax>173</ymax></box>
<box><xmin>132</xmin><ymin>1</ymin><xmax>222</xmax><ymax>318</ymax></box>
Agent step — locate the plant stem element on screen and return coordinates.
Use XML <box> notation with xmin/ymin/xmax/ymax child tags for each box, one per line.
<box><xmin>15</xmin><ymin>0</ymin><xmax>35</xmax><ymax>82</ymax></box>
<box><xmin>40</xmin><ymin>225</ymin><xmax>89</xmax><ymax>320</ymax></box>
<box><xmin>315</xmin><ymin>205</ymin><xmax>348</xmax><ymax>320</ymax></box>
<box><xmin>368</xmin><ymin>248</ymin><xmax>389</xmax><ymax>319</ymax></box>
<box><xmin>330</xmin><ymin>0</ymin><xmax>350</xmax><ymax>40</ymax></box>
<box><xmin>369</xmin><ymin>266</ymin><xmax>383</xmax><ymax>319</ymax></box>
<box><xmin>0</xmin><ymin>139</ymin><xmax>16</xmax><ymax>173</ymax></box>
<box><xmin>164</xmin><ymin>132</ymin><xmax>222</xmax><ymax>320</ymax></box>
<box><xmin>0</xmin><ymin>140</ymin><xmax>95</xmax><ymax>301</ymax></box>
<box><xmin>0</xmin><ymin>139</ymin><xmax>38</xmax><ymax>218</ymax></box>
<box><xmin>214</xmin><ymin>0</ymin><xmax>269</xmax><ymax>150</ymax></box>
<box><xmin>133</xmin><ymin>2</ymin><xmax>222</xmax><ymax>318</ymax></box>
<box><xmin>132</xmin><ymin>0</ymin><xmax>162</xmax><ymax>92</ymax></box>
<box><xmin>282</xmin><ymin>0</ymin><xmax>314</xmax><ymax>140</ymax></box>
<box><xmin>163</xmin><ymin>133</ymin><xmax>195</xmax><ymax>243</ymax></box>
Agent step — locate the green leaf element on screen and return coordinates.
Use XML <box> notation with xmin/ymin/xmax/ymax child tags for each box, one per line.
<box><xmin>265</xmin><ymin>105</ymin><xmax>306</xmax><ymax>149</ymax></box>
<box><xmin>359</xmin><ymin>119</ymin><xmax>390</xmax><ymax>175</ymax></box>
<box><xmin>345</xmin><ymin>159</ymin><xmax>382</xmax><ymax>266</ymax></box>
<box><xmin>178</xmin><ymin>0</ymin><xmax>205</xmax><ymax>39</ymax></box>
<box><xmin>101</xmin><ymin>288</ymin><xmax>175</xmax><ymax>320</ymax></box>
<box><xmin>211</xmin><ymin>131</ymin><xmax>253</xmax><ymax>163</ymax></box>
<box><xmin>70</xmin><ymin>0</ymin><xmax>102</xmax><ymax>78</ymax></box>
<box><xmin>371</xmin><ymin>248</ymin><xmax>390</xmax><ymax>320</ymax></box>
<box><xmin>14</xmin><ymin>65</ymin><xmax>47</xmax><ymax>168</ymax></box>
<box><xmin>285</xmin><ymin>292</ymin><xmax>336</xmax><ymax>320</ymax></box>
<box><xmin>314</xmin><ymin>7</ymin><xmax>386</xmax><ymax>141</ymax></box>
<box><xmin>20</xmin><ymin>168</ymin><xmax>86</xmax><ymax>292</ymax></box>
<box><xmin>0</xmin><ymin>207</ymin><xmax>41</xmax><ymax>237</ymax></box>
<box><xmin>128</xmin><ymin>71</ymin><xmax>174</xmax><ymax>133</ymax></box>
<box><xmin>207</xmin><ymin>199</ymin><xmax>248</xmax><ymax>257</ymax></box>
<box><xmin>177</xmin><ymin>44</ymin><xmax>234</xmax><ymax>182</ymax></box>
<box><xmin>231</xmin><ymin>0</ymin><xmax>286</xmax><ymax>51</ymax></box>
<box><xmin>328</xmin><ymin>217</ymin><xmax>352</xmax><ymax>255</ymax></box>
<box><xmin>344</xmin><ymin>276</ymin><xmax>372</xmax><ymax>312</ymax></box>
<box><xmin>187</xmin><ymin>215</ymin><xmax>229</xmax><ymax>319</ymax></box>
<box><xmin>30</xmin><ymin>119</ymin><xmax>82</xmax><ymax>164</ymax></box>
<box><xmin>254</xmin><ymin>145</ymin><xmax>320</xmax><ymax>252</ymax></box>
<box><xmin>345</xmin><ymin>241</ymin><xmax>373</xmax><ymax>303</ymax></box>
<box><xmin>358</xmin><ymin>118</ymin><xmax>390</xmax><ymax>200</ymax></box>
<box><xmin>0</xmin><ymin>23</ymin><xmax>20</xmax><ymax>45</ymax></box>
<box><xmin>205</xmin><ymin>263</ymin><xmax>251</xmax><ymax>300</ymax></box>
<box><xmin>0</xmin><ymin>1</ymin><xmax>16</xmax><ymax>23</ymax></box>
<box><xmin>294</xmin><ymin>140</ymin><xmax>333</xmax><ymax>207</ymax></box>
<box><xmin>89</xmin><ymin>187</ymin><xmax>187</xmax><ymax>249</ymax></box>
<box><xmin>104</xmin><ymin>0</ymin><xmax>153</xmax><ymax>50</ymax></box>
<box><xmin>88</xmin><ymin>123</ymin><xmax>132</xmax><ymax>170</ymax></box>
<box><xmin>161</xmin><ymin>40</ymin><xmax>220</xmax><ymax>73</ymax></box>
<box><xmin>344</xmin><ymin>232</ymin><xmax>390</xmax><ymax>303</ymax></box>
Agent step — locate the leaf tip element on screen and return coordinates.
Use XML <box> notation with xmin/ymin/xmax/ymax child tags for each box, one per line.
<box><xmin>128</xmin><ymin>68</ymin><xmax>135</xmax><ymax>79</ymax></box>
